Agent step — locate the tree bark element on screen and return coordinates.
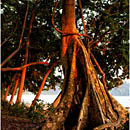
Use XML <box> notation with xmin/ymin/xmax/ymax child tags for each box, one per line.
<box><xmin>41</xmin><ymin>0</ymin><xmax>128</xmax><ymax>129</ymax></box>
<box><xmin>4</xmin><ymin>73</ymin><xmax>17</xmax><ymax>101</ymax></box>
<box><xmin>9</xmin><ymin>76</ymin><xmax>20</xmax><ymax>104</ymax></box>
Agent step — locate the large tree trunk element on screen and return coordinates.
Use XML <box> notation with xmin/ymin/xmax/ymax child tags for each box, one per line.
<box><xmin>41</xmin><ymin>0</ymin><xmax>128</xmax><ymax>129</ymax></box>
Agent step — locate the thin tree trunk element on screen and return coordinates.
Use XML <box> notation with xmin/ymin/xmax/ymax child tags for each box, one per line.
<box><xmin>4</xmin><ymin>73</ymin><xmax>17</xmax><ymax>101</ymax></box>
<box><xmin>31</xmin><ymin>62</ymin><xmax>57</xmax><ymax>106</ymax></box>
<box><xmin>1</xmin><ymin>2</ymin><xmax>29</xmax><ymax>67</ymax></box>
<box><xmin>9</xmin><ymin>76</ymin><xmax>20</xmax><ymax>104</ymax></box>
<box><xmin>16</xmin><ymin>1</ymin><xmax>37</xmax><ymax>104</ymax></box>
<box><xmin>16</xmin><ymin>53</ymin><xmax>28</xmax><ymax>104</ymax></box>
<box><xmin>40</xmin><ymin>0</ymin><xmax>128</xmax><ymax>129</ymax></box>
<box><xmin>53</xmin><ymin>92</ymin><xmax>62</xmax><ymax>108</ymax></box>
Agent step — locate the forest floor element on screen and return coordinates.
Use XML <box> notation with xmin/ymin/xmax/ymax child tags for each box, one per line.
<box><xmin>1</xmin><ymin>114</ymin><xmax>39</xmax><ymax>130</ymax></box>
<box><xmin>1</xmin><ymin>101</ymin><xmax>129</xmax><ymax>130</ymax></box>
<box><xmin>1</xmin><ymin>101</ymin><xmax>49</xmax><ymax>130</ymax></box>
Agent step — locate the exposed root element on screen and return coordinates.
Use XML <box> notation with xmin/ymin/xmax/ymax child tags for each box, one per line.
<box><xmin>31</xmin><ymin>61</ymin><xmax>59</xmax><ymax>106</ymax></box>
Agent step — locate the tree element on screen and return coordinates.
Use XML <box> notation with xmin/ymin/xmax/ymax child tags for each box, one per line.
<box><xmin>1</xmin><ymin>0</ymin><xmax>128</xmax><ymax>129</ymax></box>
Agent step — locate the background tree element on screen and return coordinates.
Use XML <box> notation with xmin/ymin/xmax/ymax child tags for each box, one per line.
<box><xmin>1</xmin><ymin>0</ymin><xmax>129</xmax><ymax>129</ymax></box>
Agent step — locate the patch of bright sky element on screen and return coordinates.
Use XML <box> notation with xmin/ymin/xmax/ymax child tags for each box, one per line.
<box><xmin>53</xmin><ymin>30</ymin><xmax>61</xmax><ymax>39</ymax></box>
<box><xmin>55</xmin><ymin>65</ymin><xmax>64</xmax><ymax>79</ymax></box>
<box><xmin>111</xmin><ymin>66</ymin><xmax>124</xmax><ymax>79</ymax></box>
<box><xmin>59</xmin><ymin>9</ymin><xmax>62</xmax><ymax>14</ymax></box>
<box><xmin>0</xmin><ymin>1</ymin><xmax>4</xmax><ymax>14</ymax></box>
<box><xmin>0</xmin><ymin>9</ymin><xmax>3</xmax><ymax>14</ymax></box>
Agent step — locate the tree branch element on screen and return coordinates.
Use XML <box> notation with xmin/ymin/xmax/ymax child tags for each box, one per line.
<box><xmin>0</xmin><ymin>22</ymin><xmax>18</xmax><ymax>47</ymax></box>
<box><xmin>4</xmin><ymin>73</ymin><xmax>17</xmax><ymax>101</ymax></box>
<box><xmin>9</xmin><ymin>74</ymin><xmax>20</xmax><ymax>104</ymax></box>
<box><xmin>90</xmin><ymin>52</ymin><xmax>107</xmax><ymax>89</ymax></box>
<box><xmin>31</xmin><ymin>61</ymin><xmax>58</xmax><ymax>106</ymax></box>
<box><xmin>16</xmin><ymin>0</ymin><xmax>37</xmax><ymax>104</ymax></box>
<box><xmin>1</xmin><ymin>61</ymin><xmax>49</xmax><ymax>72</ymax></box>
<box><xmin>78</xmin><ymin>0</ymin><xmax>87</xmax><ymax>35</ymax></box>
<box><xmin>52</xmin><ymin>1</ymin><xmax>93</xmax><ymax>40</ymax></box>
<box><xmin>90</xmin><ymin>30</ymin><xmax>110</xmax><ymax>49</ymax></box>
<box><xmin>1</xmin><ymin>2</ymin><xmax>29</xmax><ymax>67</ymax></box>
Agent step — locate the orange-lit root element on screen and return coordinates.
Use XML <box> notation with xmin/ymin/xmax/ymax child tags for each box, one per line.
<box><xmin>16</xmin><ymin>69</ymin><xmax>26</xmax><ymax>104</ymax></box>
<box><xmin>1</xmin><ymin>61</ymin><xmax>49</xmax><ymax>72</ymax></box>
<box><xmin>16</xmin><ymin>1</ymin><xmax>37</xmax><ymax>105</ymax></box>
<box><xmin>73</xmin><ymin>41</ymin><xmax>77</xmax><ymax>78</ymax></box>
<box><xmin>4</xmin><ymin>73</ymin><xmax>17</xmax><ymax>101</ymax></box>
<box><xmin>9</xmin><ymin>76</ymin><xmax>20</xmax><ymax>104</ymax></box>
<box><xmin>90</xmin><ymin>52</ymin><xmax>107</xmax><ymax>89</ymax></box>
<box><xmin>53</xmin><ymin>92</ymin><xmax>62</xmax><ymax>108</ymax></box>
<box><xmin>78</xmin><ymin>0</ymin><xmax>87</xmax><ymax>35</ymax></box>
<box><xmin>31</xmin><ymin>61</ymin><xmax>58</xmax><ymax>107</ymax></box>
<box><xmin>4</xmin><ymin>85</ymin><xmax>11</xmax><ymax>101</ymax></box>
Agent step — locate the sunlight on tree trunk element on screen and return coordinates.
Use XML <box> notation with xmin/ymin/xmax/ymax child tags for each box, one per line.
<box><xmin>1</xmin><ymin>0</ymin><xmax>128</xmax><ymax>129</ymax></box>
<box><xmin>31</xmin><ymin>61</ymin><xmax>58</xmax><ymax>106</ymax></box>
<box><xmin>9</xmin><ymin>75</ymin><xmax>20</xmax><ymax>104</ymax></box>
<box><xmin>4</xmin><ymin>73</ymin><xmax>17</xmax><ymax>101</ymax></box>
<box><xmin>53</xmin><ymin>92</ymin><xmax>62</xmax><ymax>108</ymax></box>
<box><xmin>41</xmin><ymin>0</ymin><xmax>128</xmax><ymax>129</ymax></box>
<box><xmin>16</xmin><ymin>1</ymin><xmax>37</xmax><ymax>104</ymax></box>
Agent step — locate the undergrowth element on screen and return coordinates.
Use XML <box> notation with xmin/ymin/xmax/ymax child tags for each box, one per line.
<box><xmin>1</xmin><ymin>99</ymin><xmax>54</xmax><ymax>123</ymax></box>
<box><xmin>1</xmin><ymin>100</ymin><xmax>129</xmax><ymax>129</ymax></box>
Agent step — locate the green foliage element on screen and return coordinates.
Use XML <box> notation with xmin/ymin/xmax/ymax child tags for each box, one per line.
<box><xmin>1</xmin><ymin>100</ymin><xmax>51</xmax><ymax>123</ymax></box>
<box><xmin>1</xmin><ymin>0</ymin><xmax>128</xmax><ymax>93</ymax></box>
<box><xmin>28</xmin><ymin>99</ymin><xmax>50</xmax><ymax>123</ymax></box>
<box><xmin>82</xmin><ymin>0</ymin><xmax>129</xmax><ymax>88</ymax></box>
<box><xmin>1</xmin><ymin>101</ymin><xmax>27</xmax><ymax>118</ymax></box>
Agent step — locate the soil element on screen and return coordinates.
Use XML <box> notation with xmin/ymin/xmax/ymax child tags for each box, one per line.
<box><xmin>1</xmin><ymin>115</ymin><xmax>41</xmax><ymax>130</ymax></box>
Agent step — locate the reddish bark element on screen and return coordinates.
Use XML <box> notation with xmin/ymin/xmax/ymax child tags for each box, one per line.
<box><xmin>40</xmin><ymin>0</ymin><xmax>128</xmax><ymax>129</ymax></box>
<box><xmin>1</xmin><ymin>61</ymin><xmax>49</xmax><ymax>72</ymax></box>
<box><xmin>9</xmin><ymin>76</ymin><xmax>20</xmax><ymax>104</ymax></box>
<box><xmin>4</xmin><ymin>85</ymin><xmax>11</xmax><ymax>101</ymax></box>
<box><xmin>52</xmin><ymin>1</ymin><xmax>92</xmax><ymax>43</ymax></box>
<box><xmin>53</xmin><ymin>92</ymin><xmax>61</xmax><ymax>108</ymax></box>
<box><xmin>4</xmin><ymin>74</ymin><xmax>17</xmax><ymax>101</ymax></box>
<box><xmin>31</xmin><ymin>61</ymin><xmax>58</xmax><ymax>106</ymax></box>
<box><xmin>16</xmin><ymin>1</ymin><xmax>37</xmax><ymax>104</ymax></box>
<box><xmin>78</xmin><ymin>0</ymin><xmax>87</xmax><ymax>35</ymax></box>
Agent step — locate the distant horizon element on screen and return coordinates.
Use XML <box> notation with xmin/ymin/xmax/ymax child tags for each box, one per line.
<box><xmin>109</xmin><ymin>79</ymin><xmax>130</xmax><ymax>96</ymax></box>
<box><xmin>6</xmin><ymin>79</ymin><xmax>130</xmax><ymax>107</ymax></box>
